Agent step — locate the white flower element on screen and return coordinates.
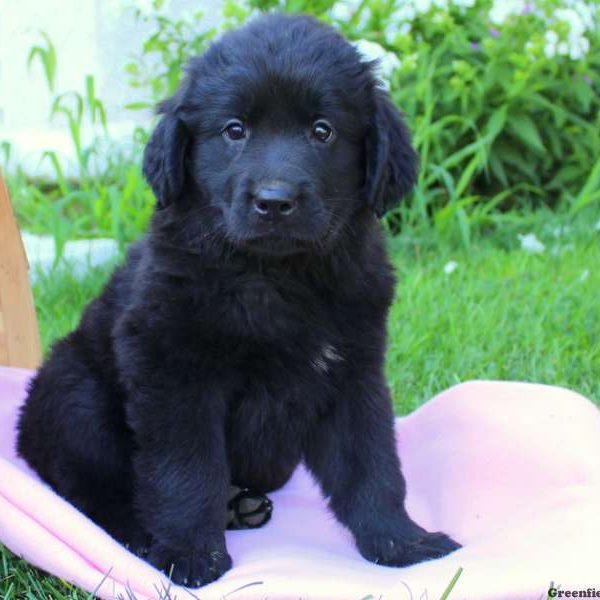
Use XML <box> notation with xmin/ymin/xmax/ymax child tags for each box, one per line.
<box><xmin>443</xmin><ymin>260</ymin><xmax>459</xmax><ymax>274</ymax></box>
<box><xmin>330</xmin><ymin>2</ymin><xmax>354</xmax><ymax>22</ymax></box>
<box><xmin>391</xmin><ymin>3</ymin><xmax>416</xmax><ymax>22</ymax></box>
<box><xmin>385</xmin><ymin>21</ymin><xmax>412</xmax><ymax>40</ymax></box>
<box><xmin>518</xmin><ymin>233</ymin><xmax>545</xmax><ymax>254</ymax></box>
<box><xmin>387</xmin><ymin>3</ymin><xmax>416</xmax><ymax>39</ymax></box>
<box><xmin>489</xmin><ymin>0</ymin><xmax>525</xmax><ymax>24</ymax></box>
<box><xmin>595</xmin><ymin>219</ymin><xmax>600</xmax><ymax>232</ymax></box>
<box><xmin>353</xmin><ymin>40</ymin><xmax>401</xmax><ymax>88</ymax></box>
<box><xmin>544</xmin><ymin>4</ymin><xmax>593</xmax><ymax>60</ymax></box>
<box><xmin>330</xmin><ymin>0</ymin><xmax>371</xmax><ymax>28</ymax></box>
<box><xmin>579</xmin><ymin>269</ymin><xmax>590</xmax><ymax>282</ymax></box>
<box><xmin>565</xmin><ymin>36</ymin><xmax>589</xmax><ymax>60</ymax></box>
<box><xmin>544</xmin><ymin>30</ymin><xmax>559</xmax><ymax>58</ymax></box>
<box><xmin>555</xmin><ymin>7</ymin><xmax>588</xmax><ymax>37</ymax></box>
<box><xmin>452</xmin><ymin>0</ymin><xmax>476</xmax><ymax>8</ymax></box>
<box><xmin>414</xmin><ymin>0</ymin><xmax>434</xmax><ymax>12</ymax></box>
<box><xmin>568</xmin><ymin>0</ymin><xmax>596</xmax><ymax>30</ymax></box>
<box><xmin>549</xmin><ymin>225</ymin><xmax>571</xmax><ymax>238</ymax></box>
<box><xmin>395</xmin><ymin>0</ymin><xmax>475</xmax><ymax>18</ymax></box>
<box><xmin>330</xmin><ymin>0</ymin><xmax>370</xmax><ymax>28</ymax></box>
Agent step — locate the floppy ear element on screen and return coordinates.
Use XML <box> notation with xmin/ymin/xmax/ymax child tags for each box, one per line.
<box><xmin>142</xmin><ymin>100</ymin><xmax>189</xmax><ymax>209</ymax></box>
<box><xmin>365</xmin><ymin>89</ymin><xmax>418</xmax><ymax>217</ymax></box>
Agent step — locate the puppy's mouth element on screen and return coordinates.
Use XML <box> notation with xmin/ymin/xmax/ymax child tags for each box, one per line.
<box><xmin>222</xmin><ymin>200</ymin><xmax>333</xmax><ymax>256</ymax></box>
<box><xmin>238</xmin><ymin>234</ymin><xmax>311</xmax><ymax>256</ymax></box>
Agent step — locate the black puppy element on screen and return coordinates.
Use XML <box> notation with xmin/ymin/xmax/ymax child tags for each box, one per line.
<box><xmin>17</xmin><ymin>13</ymin><xmax>460</xmax><ymax>587</ymax></box>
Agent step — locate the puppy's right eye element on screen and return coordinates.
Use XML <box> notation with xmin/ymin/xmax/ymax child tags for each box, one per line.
<box><xmin>223</xmin><ymin>120</ymin><xmax>246</xmax><ymax>141</ymax></box>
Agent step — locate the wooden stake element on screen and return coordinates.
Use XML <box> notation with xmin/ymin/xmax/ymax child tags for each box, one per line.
<box><xmin>0</xmin><ymin>170</ymin><xmax>42</xmax><ymax>369</ymax></box>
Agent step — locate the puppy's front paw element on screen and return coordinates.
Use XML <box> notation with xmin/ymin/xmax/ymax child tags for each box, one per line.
<box><xmin>123</xmin><ymin>530</ymin><xmax>152</xmax><ymax>559</ymax></box>
<box><xmin>146</xmin><ymin>537</ymin><xmax>232</xmax><ymax>588</ymax></box>
<box><xmin>357</xmin><ymin>524</ymin><xmax>460</xmax><ymax>567</ymax></box>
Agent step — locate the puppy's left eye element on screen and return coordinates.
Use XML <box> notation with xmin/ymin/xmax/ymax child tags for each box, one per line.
<box><xmin>312</xmin><ymin>120</ymin><xmax>334</xmax><ymax>143</ymax></box>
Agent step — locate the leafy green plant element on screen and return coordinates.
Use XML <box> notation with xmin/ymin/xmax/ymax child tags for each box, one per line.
<box><xmin>27</xmin><ymin>31</ymin><xmax>57</xmax><ymax>92</ymax></box>
<box><xmin>125</xmin><ymin>1</ymin><xmax>218</xmax><ymax>107</ymax></box>
<box><xmin>385</xmin><ymin>0</ymin><xmax>600</xmax><ymax>241</ymax></box>
<box><xmin>8</xmin><ymin>32</ymin><xmax>155</xmax><ymax>252</ymax></box>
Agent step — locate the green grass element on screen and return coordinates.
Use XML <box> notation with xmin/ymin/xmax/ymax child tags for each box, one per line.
<box><xmin>386</xmin><ymin>220</ymin><xmax>600</xmax><ymax>412</ymax></box>
<box><xmin>2</xmin><ymin>211</ymin><xmax>599</xmax><ymax>599</ymax></box>
<box><xmin>31</xmin><ymin>261</ymin><xmax>120</xmax><ymax>353</ymax></box>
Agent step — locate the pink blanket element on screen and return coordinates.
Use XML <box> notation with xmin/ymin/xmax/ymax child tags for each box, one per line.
<box><xmin>1</xmin><ymin>366</ymin><xmax>599</xmax><ymax>599</ymax></box>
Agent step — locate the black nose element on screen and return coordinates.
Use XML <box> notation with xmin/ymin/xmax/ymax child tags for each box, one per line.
<box><xmin>252</xmin><ymin>185</ymin><xmax>297</xmax><ymax>218</ymax></box>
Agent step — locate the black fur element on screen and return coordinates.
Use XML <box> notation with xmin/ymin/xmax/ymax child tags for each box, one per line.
<box><xmin>17</xmin><ymin>14</ymin><xmax>459</xmax><ymax>588</ymax></box>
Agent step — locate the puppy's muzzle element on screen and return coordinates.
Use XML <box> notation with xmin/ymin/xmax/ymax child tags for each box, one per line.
<box><xmin>252</xmin><ymin>183</ymin><xmax>298</xmax><ymax>221</ymax></box>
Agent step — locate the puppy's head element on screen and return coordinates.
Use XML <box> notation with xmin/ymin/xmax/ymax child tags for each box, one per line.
<box><xmin>143</xmin><ymin>14</ymin><xmax>417</xmax><ymax>256</ymax></box>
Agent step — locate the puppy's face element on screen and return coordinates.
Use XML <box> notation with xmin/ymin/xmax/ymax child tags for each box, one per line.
<box><xmin>188</xmin><ymin>73</ymin><xmax>365</xmax><ymax>256</ymax></box>
<box><xmin>143</xmin><ymin>15</ymin><xmax>418</xmax><ymax>256</ymax></box>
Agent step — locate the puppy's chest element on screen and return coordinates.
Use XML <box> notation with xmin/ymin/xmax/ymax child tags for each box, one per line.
<box><xmin>223</xmin><ymin>276</ymin><xmax>346</xmax><ymax>418</ymax></box>
<box><xmin>237</xmin><ymin>338</ymin><xmax>345</xmax><ymax>387</ymax></box>
<box><xmin>213</xmin><ymin>274</ymin><xmax>343</xmax><ymax>343</ymax></box>
<box><xmin>226</xmin><ymin>341</ymin><xmax>341</xmax><ymax>441</ymax></box>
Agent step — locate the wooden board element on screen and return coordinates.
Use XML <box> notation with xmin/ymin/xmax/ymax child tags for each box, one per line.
<box><xmin>0</xmin><ymin>170</ymin><xmax>42</xmax><ymax>369</ymax></box>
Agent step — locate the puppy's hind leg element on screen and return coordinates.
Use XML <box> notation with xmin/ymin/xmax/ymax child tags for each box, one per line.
<box><xmin>227</xmin><ymin>486</ymin><xmax>273</xmax><ymax>529</ymax></box>
<box><xmin>16</xmin><ymin>339</ymin><xmax>149</xmax><ymax>553</ymax></box>
<box><xmin>65</xmin><ymin>477</ymin><xmax>151</xmax><ymax>555</ymax></box>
